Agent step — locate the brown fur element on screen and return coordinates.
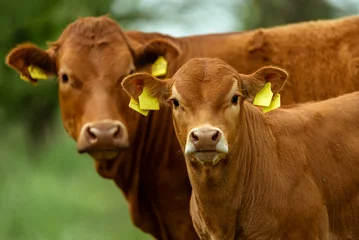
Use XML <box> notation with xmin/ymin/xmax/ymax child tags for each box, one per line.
<box><xmin>5</xmin><ymin>15</ymin><xmax>359</xmax><ymax>239</ymax></box>
<box><xmin>123</xmin><ymin>58</ymin><xmax>359</xmax><ymax>239</ymax></box>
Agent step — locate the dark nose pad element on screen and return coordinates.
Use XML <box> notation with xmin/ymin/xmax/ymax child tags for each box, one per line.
<box><xmin>86</xmin><ymin>125</ymin><xmax>120</xmax><ymax>145</ymax></box>
<box><xmin>77</xmin><ymin>121</ymin><xmax>129</xmax><ymax>153</ymax></box>
<box><xmin>189</xmin><ymin>128</ymin><xmax>221</xmax><ymax>151</ymax></box>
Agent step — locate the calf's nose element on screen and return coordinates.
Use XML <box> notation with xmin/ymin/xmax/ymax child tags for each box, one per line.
<box><xmin>77</xmin><ymin>120</ymin><xmax>129</xmax><ymax>154</ymax></box>
<box><xmin>189</xmin><ymin>127</ymin><xmax>221</xmax><ymax>151</ymax></box>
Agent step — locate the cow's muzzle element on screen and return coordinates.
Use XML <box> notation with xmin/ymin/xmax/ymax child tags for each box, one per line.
<box><xmin>77</xmin><ymin>120</ymin><xmax>129</xmax><ymax>160</ymax></box>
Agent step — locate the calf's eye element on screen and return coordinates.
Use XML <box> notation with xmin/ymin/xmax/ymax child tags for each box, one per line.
<box><xmin>231</xmin><ymin>95</ymin><xmax>239</xmax><ymax>105</ymax></box>
<box><xmin>61</xmin><ymin>74</ymin><xmax>69</xmax><ymax>84</ymax></box>
<box><xmin>171</xmin><ymin>98</ymin><xmax>180</xmax><ymax>108</ymax></box>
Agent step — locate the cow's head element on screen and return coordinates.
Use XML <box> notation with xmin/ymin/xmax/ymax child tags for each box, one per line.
<box><xmin>122</xmin><ymin>58</ymin><xmax>287</xmax><ymax>165</ymax></box>
<box><xmin>5</xmin><ymin>16</ymin><xmax>181</xmax><ymax>166</ymax></box>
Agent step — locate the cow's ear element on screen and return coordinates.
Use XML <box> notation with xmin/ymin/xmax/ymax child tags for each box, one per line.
<box><xmin>122</xmin><ymin>73</ymin><xmax>170</xmax><ymax>102</ymax></box>
<box><xmin>240</xmin><ymin>66</ymin><xmax>288</xmax><ymax>101</ymax></box>
<box><xmin>5</xmin><ymin>43</ymin><xmax>57</xmax><ymax>84</ymax></box>
<box><xmin>139</xmin><ymin>38</ymin><xmax>180</xmax><ymax>67</ymax></box>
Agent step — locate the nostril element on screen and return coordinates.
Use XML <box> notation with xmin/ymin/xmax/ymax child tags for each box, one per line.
<box><xmin>191</xmin><ymin>131</ymin><xmax>199</xmax><ymax>142</ymax></box>
<box><xmin>212</xmin><ymin>131</ymin><xmax>219</xmax><ymax>141</ymax></box>
<box><xmin>87</xmin><ymin>127</ymin><xmax>98</xmax><ymax>143</ymax></box>
<box><xmin>111</xmin><ymin>126</ymin><xmax>121</xmax><ymax>139</ymax></box>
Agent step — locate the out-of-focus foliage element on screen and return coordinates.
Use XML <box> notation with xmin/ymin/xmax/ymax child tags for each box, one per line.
<box><xmin>0</xmin><ymin>114</ymin><xmax>150</xmax><ymax>239</ymax></box>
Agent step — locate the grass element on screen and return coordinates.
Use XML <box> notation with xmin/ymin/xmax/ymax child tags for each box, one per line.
<box><xmin>0</xmin><ymin>117</ymin><xmax>151</xmax><ymax>240</ymax></box>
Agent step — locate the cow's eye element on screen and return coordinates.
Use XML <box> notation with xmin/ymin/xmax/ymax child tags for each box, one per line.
<box><xmin>171</xmin><ymin>98</ymin><xmax>180</xmax><ymax>108</ymax></box>
<box><xmin>231</xmin><ymin>95</ymin><xmax>239</xmax><ymax>105</ymax></box>
<box><xmin>61</xmin><ymin>74</ymin><xmax>69</xmax><ymax>84</ymax></box>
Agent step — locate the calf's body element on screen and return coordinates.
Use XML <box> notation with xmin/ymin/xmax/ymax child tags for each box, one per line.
<box><xmin>189</xmin><ymin>98</ymin><xmax>359</xmax><ymax>239</ymax></box>
<box><xmin>123</xmin><ymin>58</ymin><xmax>359</xmax><ymax>239</ymax></box>
<box><xmin>5</xmin><ymin>15</ymin><xmax>359</xmax><ymax>239</ymax></box>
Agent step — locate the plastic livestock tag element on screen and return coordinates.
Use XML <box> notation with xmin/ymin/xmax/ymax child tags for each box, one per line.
<box><xmin>262</xmin><ymin>93</ymin><xmax>281</xmax><ymax>113</ymax></box>
<box><xmin>139</xmin><ymin>87</ymin><xmax>160</xmax><ymax>110</ymax></box>
<box><xmin>253</xmin><ymin>82</ymin><xmax>273</xmax><ymax>107</ymax></box>
<box><xmin>129</xmin><ymin>98</ymin><xmax>149</xmax><ymax>116</ymax></box>
<box><xmin>151</xmin><ymin>56</ymin><xmax>168</xmax><ymax>77</ymax></box>
<box><xmin>28</xmin><ymin>65</ymin><xmax>48</xmax><ymax>80</ymax></box>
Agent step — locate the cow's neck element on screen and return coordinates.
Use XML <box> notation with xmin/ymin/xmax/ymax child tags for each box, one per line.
<box><xmin>112</xmin><ymin>105</ymin><xmax>193</xmax><ymax>239</ymax></box>
<box><xmin>187</xmin><ymin>101</ymin><xmax>280</xmax><ymax>237</ymax></box>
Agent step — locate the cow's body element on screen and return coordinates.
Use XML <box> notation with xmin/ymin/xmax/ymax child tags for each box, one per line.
<box><xmin>123</xmin><ymin>58</ymin><xmax>359</xmax><ymax>239</ymax></box>
<box><xmin>5</xmin><ymin>15</ymin><xmax>359</xmax><ymax>239</ymax></box>
<box><xmin>127</xmin><ymin>14</ymin><xmax>359</xmax><ymax>105</ymax></box>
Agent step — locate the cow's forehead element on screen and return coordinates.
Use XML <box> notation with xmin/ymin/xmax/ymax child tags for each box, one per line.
<box><xmin>172</xmin><ymin>58</ymin><xmax>239</xmax><ymax>103</ymax></box>
<box><xmin>55</xmin><ymin>16</ymin><xmax>133</xmax><ymax>74</ymax></box>
<box><xmin>58</xmin><ymin>16</ymin><xmax>125</xmax><ymax>43</ymax></box>
<box><xmin>57</xmin><ymin>40</ymin><xmax>132</xmax><ymax>81</ymax></box>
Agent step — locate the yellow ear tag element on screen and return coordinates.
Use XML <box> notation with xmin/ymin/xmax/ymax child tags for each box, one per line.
<box><xmin>139</xmin><ymin>87</ymin><xmax>160</xmax><ymax>110</ymax></box>
<box><xmin>20</xmin><ymin>74</ymin><xmax>38</xmax><ymax>85</ymax></box>
<box><xmin>262</xmin><ymin>93</ymin><xmax>281</xmax><ymax>113</ymax></box>
<box><xmin>129</xmin><ymin>98</ymin><xmax>149</xmax><ymax>116</ymax></box>
<box><xmin>151</xmin><ymin>56</ymin><xmax>168</xmax><ymax>77</ymax></box>
<box><xmin>20</xmin><ymin>74</ymin><xmax>31</xmax><ymax>82</ymax></box>
<box><xmin>253</xmin><ymin>82</ymin><xmax>273</xmax><ymax>107</ymax></box>
<box><xmin>28</xmin><ymin>65</ymin><xmax>48</xmax><ymax>80</ymax></box>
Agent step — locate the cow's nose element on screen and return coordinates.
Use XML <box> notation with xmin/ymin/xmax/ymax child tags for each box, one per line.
<box><xmin>87</xmin><ymin>124</ymin><xmax>120</xmax><ymax>145</ymax></box>
<box><xmin>189</xmin><ymin>127</ymin><xmax>221</xmax><ymax>151</ymax></box>
<box><xmin>77</xmin><ymin>120</ymin><xmax>129</xmax><ymax>156</ymax></box>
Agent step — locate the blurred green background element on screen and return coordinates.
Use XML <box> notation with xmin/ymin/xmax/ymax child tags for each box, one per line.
<box><xmin>0</xmin><ymin>0</ymin><xmax>358</xmax><ymax>239</ymax></box>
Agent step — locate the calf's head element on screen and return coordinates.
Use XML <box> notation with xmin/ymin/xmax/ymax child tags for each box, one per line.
<box><xmin>5</xmin><ymin>16</ymin><xmax>181</xmax><ymax>164</ymax></box>
<box><xmin>122</xmin><ymin>58</ymin><xmax>287</xmax><ymax>164</ymax></box>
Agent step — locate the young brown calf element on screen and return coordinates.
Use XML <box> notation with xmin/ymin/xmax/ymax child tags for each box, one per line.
<box><xmin>123</xmin><ymin>58</ymin><xmax>359</xmax><ymax>239</ymax></box>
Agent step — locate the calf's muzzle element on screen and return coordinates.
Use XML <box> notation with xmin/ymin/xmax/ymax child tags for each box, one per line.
<box><xmin>189</xmin><ymin>128</ymin><xmax>221</xmax><ymax>151</ymax></box>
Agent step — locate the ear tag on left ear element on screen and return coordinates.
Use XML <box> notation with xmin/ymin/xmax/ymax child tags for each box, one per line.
<box><xmin>253</xmin><ymin>82</ymin><xmax>273</xmax><ymax>107</ymax></box>
<box><xmin>129</xmin><ymin>98</ymin><xmax>149</xmax><ymax>116</ymax></box>
<box><xmin>139</xmin><ymin>87</ymin><xmax>160</xmax><ymax>110</ymax></box>
<box><xmin>262</xmin><ymin>93</ymin><xmax>281</xmax><ymax>113</ymax></box>
<box><xmin>28</xmin><ymin>65</ymin><xmax>48</xmax><ymax>80</ymax></box>
<box><xmin>151</xmin><ymin>56</ymin><xmax>167</xmax><ymax>77</ymax></box>
<box><xmin>20</xmin><ymin>74</ymin><xmax>38</xmax><ymax>86</ymax></box>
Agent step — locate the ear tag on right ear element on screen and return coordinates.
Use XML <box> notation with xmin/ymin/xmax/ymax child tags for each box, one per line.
<box><xmin>139</xmin><ymin>87</ymin><xmax>160</xmax><ymax>110</ymax></box>
<box><xmin>28</xmin><ymin>65</ymin><xmax>48</xmax><ymax>80</ymax></box>
<box><xmin>253</xmin><ymin>82</ymin><xmax>273</xmax><ymax>107</ymax></box>
<box><xmin>129</xmin><ymin>98</ymin><xmax>149</xmax><ymax>116</ymax></box>
<box><xmin>151</xmin><ymin>56</ymin><xmax>168</xmax><ymax>77</ymax></box>
<box><xmin>262</xmin><ymin>93</ymin><xmax>281</xmax><ymax>113</ymax></box>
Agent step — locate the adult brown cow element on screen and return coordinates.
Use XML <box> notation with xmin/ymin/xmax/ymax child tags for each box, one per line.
<box><xmin>123</xmin><ymin>58</ymin><xmax>359</xmax><ymax>240</ymax></box>
<box><xmin>5</xmin><ymin>15</ymin><xmax>359</xmax><ymax>239</ymax></box>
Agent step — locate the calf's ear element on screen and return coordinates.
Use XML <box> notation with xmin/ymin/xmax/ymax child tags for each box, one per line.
<box><xmin>5</xmin><ymin>43</ymin><xmax>57</xmax><ymax>85</ymax></box>
<box><xmin>122</xmin><ymin>73</ymin><xmax>170</xmax><ymax>102</ymax></box>
<box><xmin>240</xmin><ymin>66</ymin><xmax>288</xmax><ymax>101</ymax></box>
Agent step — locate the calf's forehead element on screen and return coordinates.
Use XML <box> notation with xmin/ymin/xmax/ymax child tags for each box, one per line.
<box><xmin>172</xmin><ymin>59</ymin><xmax>239</xmax><ymax>103</ymax></box>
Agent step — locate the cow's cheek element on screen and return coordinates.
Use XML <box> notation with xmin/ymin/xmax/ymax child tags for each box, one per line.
<box><xmin>59</xmin><ymin>93</ymin><xmax>82</xmax><ymax>141</ymax></box>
